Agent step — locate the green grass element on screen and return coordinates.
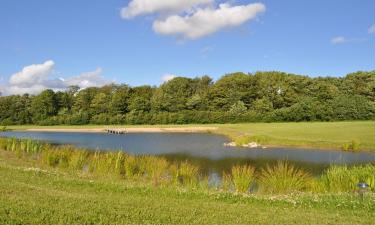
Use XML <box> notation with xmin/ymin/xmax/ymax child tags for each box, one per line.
<box><xmin>1</xmin><ymin>157</ymin><xmax>375</xmax><ymax>225</ymax></box>
<box><xmin>1</xmin><ymin>138</ymin><xmax>375</xmax><ymax>224</ymax></box>
<box><xmin>215</xmin><ymin>121</ymin><xmax>375</xmax><ymax>151</ymax></box>
<box><xmin>258</xmin><ymin>161</ymin><xmax>312</xmax><ymax>194</ymax></box>
<box><xmin>6</xmin><ymin>121</ymin><xmax>375</xmax><ymax>151</ymax></box>
<box><xmin>230</xmin><ymin>165</ymin><xmax>256</xmax><ymax>193</ymax></box>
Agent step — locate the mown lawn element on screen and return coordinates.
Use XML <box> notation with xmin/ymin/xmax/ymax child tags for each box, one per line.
<box><xmin>7</xmin><ymin>121</ymin><xmax>375</xmax><ymax>151</ymax></box>
<box><xmin>215</xmin><ymin>121</ymin><xmax>375</xmax><ymax>151</ymax></box>
<box><xmin>0</xmin><ymin>154</ymin><xmax>374</xmax><ymax>225</ymax></box>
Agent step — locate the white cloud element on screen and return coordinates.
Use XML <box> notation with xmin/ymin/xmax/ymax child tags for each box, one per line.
<box><xmin>153</xmin><ymin>3</ymin><xmax>266</xmax><ymax>40</ymax></box>
<box><xmin>2</xmin><ymin>60</ymin><xmax>110</xmax><ymax>95</ymax></box>
<box><xmin>9</xmin><ymin>60</ymin><xmax>55</xmax><ymax>86</ymax></box>
<box><xmin>121</xmin><ymin>0</ymin><xmax>213</xmax><ymax>18</ymax></box>
<box><xmin>64</xmin><ymin>68</ymin><xmax>107</xmax><ymax>89</ymax></box>
<box><xmin>162</xmin><ymin>74</ymin><xmax>177</xmax><ymax>82</ymax></box>
<box><xmin>331</xmin><ymin>36</ymin><xmax>348</xmax><ymax>44</ymax></box>
<box><xmin>121</xmin><ymin>1</ymin><xmax>266</xmax><ymax>40</ymax></box>
<box><xmin>369</xmin><ymin>24</ymin><xmax>375</xmax><ymax>34</ymax></box>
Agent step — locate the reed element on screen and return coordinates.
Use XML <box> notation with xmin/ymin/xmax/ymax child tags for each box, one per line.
<box><xmin>321</xmin><ymin>165</ymin><xmax>375</xmax><ymax>192</ymax></box>
<box><xmin>138</xmin><ymin>156</ymin><xmax>169</xmax><ymax>186</ymax></box>
<box><xmin>174</xmin><ymin>161</ymin><xmax>200</xmax><ymax>187</ymax></box>
<box><xmin>230</xmin><ymin>165</ymin><xmax>255</xmax><ymax>193</ymax></box>
<box><xmin>69</xmin><ymin>149</ymin><xmax>90</xmax><ymax>171</ymax></box>
<box><xmin>221</xmin><ymin>172</ymin><xmax>233</xmax><ymax>192</ymax></box>
<box><xmin>124</xmin><ymin>154</ymin><xmax>139</xmax><ymax>179</ymax></box>
<box><xmin>258</xmin><ymin>161</ymin><xmax>311</xmax><ymax>194</ymax></box>
<box><xmin>41</xmin><ymin>147</ymin><xmax>61</xmax><ymax>167</ymax></box>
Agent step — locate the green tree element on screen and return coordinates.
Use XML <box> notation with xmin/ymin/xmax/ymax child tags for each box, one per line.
<box><xmin>30</xmin><ymin>89</ymin><xmax>58</xmax><ymax>122</ymax></box>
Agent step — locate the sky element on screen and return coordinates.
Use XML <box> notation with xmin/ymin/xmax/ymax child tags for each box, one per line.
<box><xmin>0</xmin><ymin>0</ymin><xmax>374</xmax><ymax>95</ymax></box>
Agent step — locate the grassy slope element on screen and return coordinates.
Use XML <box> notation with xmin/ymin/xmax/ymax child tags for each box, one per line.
<box><xmin>0</xmin><ymin>170</ymin><xmax>373</xmax><ymax>224</ymax></box>
<box><xmin>0</xmin><ymin>152</ymin><xmax>375</xmax><ymax>225</ymax></box>
<box><xmin>7</xmin><ymin>121</ymin><xmax>375</xmax><ymax>151</ymax></box>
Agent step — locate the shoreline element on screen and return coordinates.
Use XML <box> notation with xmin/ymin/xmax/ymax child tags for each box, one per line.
<box><xmin>18</xmin><ymin>127</ymin><xmax>355</xmax><ymax>152</ymax></box>
<box><xmin>5</xmin><ymin>122</ymin><xmax>374</xmax><ymax>153</ymax></box>
<box><xmin>25</xmin><ymin>127</ymin><xmax>219</xmax><ymax>133</ymax></box>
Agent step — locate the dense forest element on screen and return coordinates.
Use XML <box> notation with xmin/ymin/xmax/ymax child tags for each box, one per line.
<box><xmin>0</xmin><ymin>71</ymin><xmax>375</xmax><ymax>125</ymax></box>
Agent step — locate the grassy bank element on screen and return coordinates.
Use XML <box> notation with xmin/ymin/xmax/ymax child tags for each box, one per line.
<box><xmin>1</xmin><ymin>149</ymin><xmax>375</xmax><ymax>224</ymax></box>
<box><xmin>5</xmin><ymin>121</ymin><xmax>375</xmax><ymax>151</ymax></box>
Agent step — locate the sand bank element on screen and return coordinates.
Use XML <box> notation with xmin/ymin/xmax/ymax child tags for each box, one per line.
<box><xmin>26</xmin><ymin>127</ymin><xmax>218</xmax><ymax>133</ymax></box>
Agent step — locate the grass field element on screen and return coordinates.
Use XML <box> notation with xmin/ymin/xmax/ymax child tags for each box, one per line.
<box><xmin>1</xmin><ymin>152</ymin><xmax>375</xmax><ymax>225</ymax></box>
<box><xmin>6</xmin><ymin>121</ymin><xmax>375</xmax><ymax>151</ymax></box>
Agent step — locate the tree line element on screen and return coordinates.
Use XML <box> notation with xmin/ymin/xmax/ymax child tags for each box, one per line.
<box><xmin>0</xmin><ymin>71</ymin><xmax>374</xmax><ymax>125</ymax></box>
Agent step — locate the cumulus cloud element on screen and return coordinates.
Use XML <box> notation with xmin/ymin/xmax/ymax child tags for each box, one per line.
<box><xmin>331</xmin><ymin>36</ymin><xmax>348</xmax><ymax>44</ymax></box>
<box><xmin>121</xmin><ymin>0</ymin><xmax>213</xmax><ymax>18</ymax></box>
<box><xmin>153</xmin><ymin>3</ymin><xmax>265</xmax><ymax>39</ymax></box>
<box><xmin>161</xmin><ymin>74</ymin><xmax>177</xmax><ymax>82</ymax></box>
<box><xmin>64</xmin><ymin>68</ymin><xmax>107</xmax><ymax>89</ymax></box>
<box><xmin>121</xmin><ymin>1</ymin><xmax>266</xmax><ymax>40</ymax></box>
<box><xmin>9</xmin><ymin>60</ymin><xmax>55</xmax><ymax>86</ymax></box>
<box><xmin>2</xmin><ymin>60</ymin><xmax>110</xmax><ymax>95</ymax></box>
<box><xmin>369</xmin><ymin>24</ymin><xmax>375</xmax><ymax>34</ymax></box>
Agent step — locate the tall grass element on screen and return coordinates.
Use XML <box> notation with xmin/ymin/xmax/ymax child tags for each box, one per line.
<box><xmin>138</xmin><ymin>156</ymin><xmax>169</xmax><ymax>186</ymax></box>
<box><xmin>173</xmin><ymin>161</ymin><xmax>200</xmax><ymax>187</ymax></box>
<box><xmin>230</xmin><ymin>165</ymin><xmax>256</xmax><ymax>193</ymax></box>
<box><xmin>258</xmin><ymin>161</ymin><xmax>311</xmax><ymax>194</ymax></box>
<box><xmin>1</xmin><ymin>137</ymin><xmax>375</xmax><ymax>194</ymax></box>
<box><xmin>321</xmin><ymin>165</ymin><xmax>375</xmax><ymax>192</ymax></box>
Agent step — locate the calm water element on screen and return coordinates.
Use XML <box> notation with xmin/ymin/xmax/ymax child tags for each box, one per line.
<box><xmin>2</xmin><ymin>131</ymin><xmax>375</xmax><ymax>174</ymax></box>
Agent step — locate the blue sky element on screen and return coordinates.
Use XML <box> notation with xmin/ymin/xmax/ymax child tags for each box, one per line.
<box><xmin>0</xmin><ymin>0</ymin><xmax>374</xmax><ymax>94</ymax></box>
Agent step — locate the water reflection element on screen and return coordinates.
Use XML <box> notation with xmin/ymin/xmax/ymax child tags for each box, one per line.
<box><xmin>1</xmin><ymin>131</ymin><xmax>374</xmax><ymax>175</ymax></box>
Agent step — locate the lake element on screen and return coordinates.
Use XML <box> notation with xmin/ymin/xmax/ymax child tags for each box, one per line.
<box><xmin>1</xmin><ymin>131</ymin><xmax>375</xmax><ymax>175</ymax></box>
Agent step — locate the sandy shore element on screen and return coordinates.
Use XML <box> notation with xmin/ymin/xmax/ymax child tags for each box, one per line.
<box><xmin>26</xmin><ymin>127</ymin><xmax>218</xmax><ymax>133</ymax></box>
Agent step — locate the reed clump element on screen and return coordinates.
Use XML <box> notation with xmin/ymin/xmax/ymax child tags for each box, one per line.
<box><xmin>138</xmin><ymin>156</ymin><xmax>169</xmax><ymax>186</ymax></box>
<box><xmin>173</xmin><ymin>161</ymin><xmax>200</xmax><ymax>187</ymax></box>
<box><xmin>342</xmin><ymin>140</ymin><xmax>361</xmax><ymax>152</ymax></box>
<box><xmin>321</xmin><ymin>165</ymin><xmax>375</xmax><ymax>192</ymax></box>
<box><xmin>258</xmin><ymin>161</ymin><xmax>312</xmax><ymax>194</ymax></box>
<box><xmin>2</xmin><ymin>137</ymin><xmax>375</xmax><ymax>195</ymax></box>
<box><xmin>230</xmin><ymin>165</ymin><xmax>256</xmax><ymax>193</ymax></box>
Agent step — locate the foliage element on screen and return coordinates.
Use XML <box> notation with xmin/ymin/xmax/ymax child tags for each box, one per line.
<box><xmin>1</xmin><ymin>137</ymin><xmax>375</xmax><ymax>195</ymax></box>
<box><xmin>230</xmin><ymin>165</ymin><xmax>256</xmax><ymax>193</ymax></box>
<box><xmin>321</xmin><ymin>165</ymin><xmax>375</xmax><ymax>192</ymax></box>
<box><xmin>1</xmin><ymin>71</ymin><xmax>375</xmax><ymax>125</ymax></box>
<box><xmin>258</xmin><ymin>161</ymin><xmax>312</xmax><ymax>193</ymax></box>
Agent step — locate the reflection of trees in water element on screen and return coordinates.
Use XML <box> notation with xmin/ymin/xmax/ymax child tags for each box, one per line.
<box><xmin>159</xmin><ymin>153</ymin><xmax>329</xmax><ymax>176</ymax></box>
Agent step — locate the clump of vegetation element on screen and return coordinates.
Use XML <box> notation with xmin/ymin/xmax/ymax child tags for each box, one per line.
<box><xmin>258</xmin><ymin>161</ymin><xmax>311</xmax><ymax>193</ymax></box>
<box><xmin>174</xmin><ymin>161</ymin><xmax>200</xmax><ymax>187</ymax></box>
<box><xmin>230</xmin><ymin>165</ymin><xmax>256</xmax><ymax>193</ymax></box>
<box><xmin>234</xmin><ymin>135</ymin><xmax>268</xmax><ymax>146</ymax></box>
<box><xmin>321</xmin><ymin>165</ymin><xmax>375</xmax><ymax>192</ymax></box>
<box><xmin>138</xmin><ymin>155</ymin><xmax>169</xmax><ymax>186</ymax></box>
<box><xmin>342</xmin><ymin>140</ymin><xmax>361</xmax><ymax>152</ymax></box>
<box><xmin>1</xmin><ymin>126</ymin><xmax>9</xmax><ymax>132</ymax></box>
<box><xmin>1</xmin><ymin>137</ymin><xmax>375</xmax><ymax>196</ymax></box>
<box><xmin>124</xmin><ymin>154</ymin><xmax>139</xmax><ymax>179</ymax></box>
